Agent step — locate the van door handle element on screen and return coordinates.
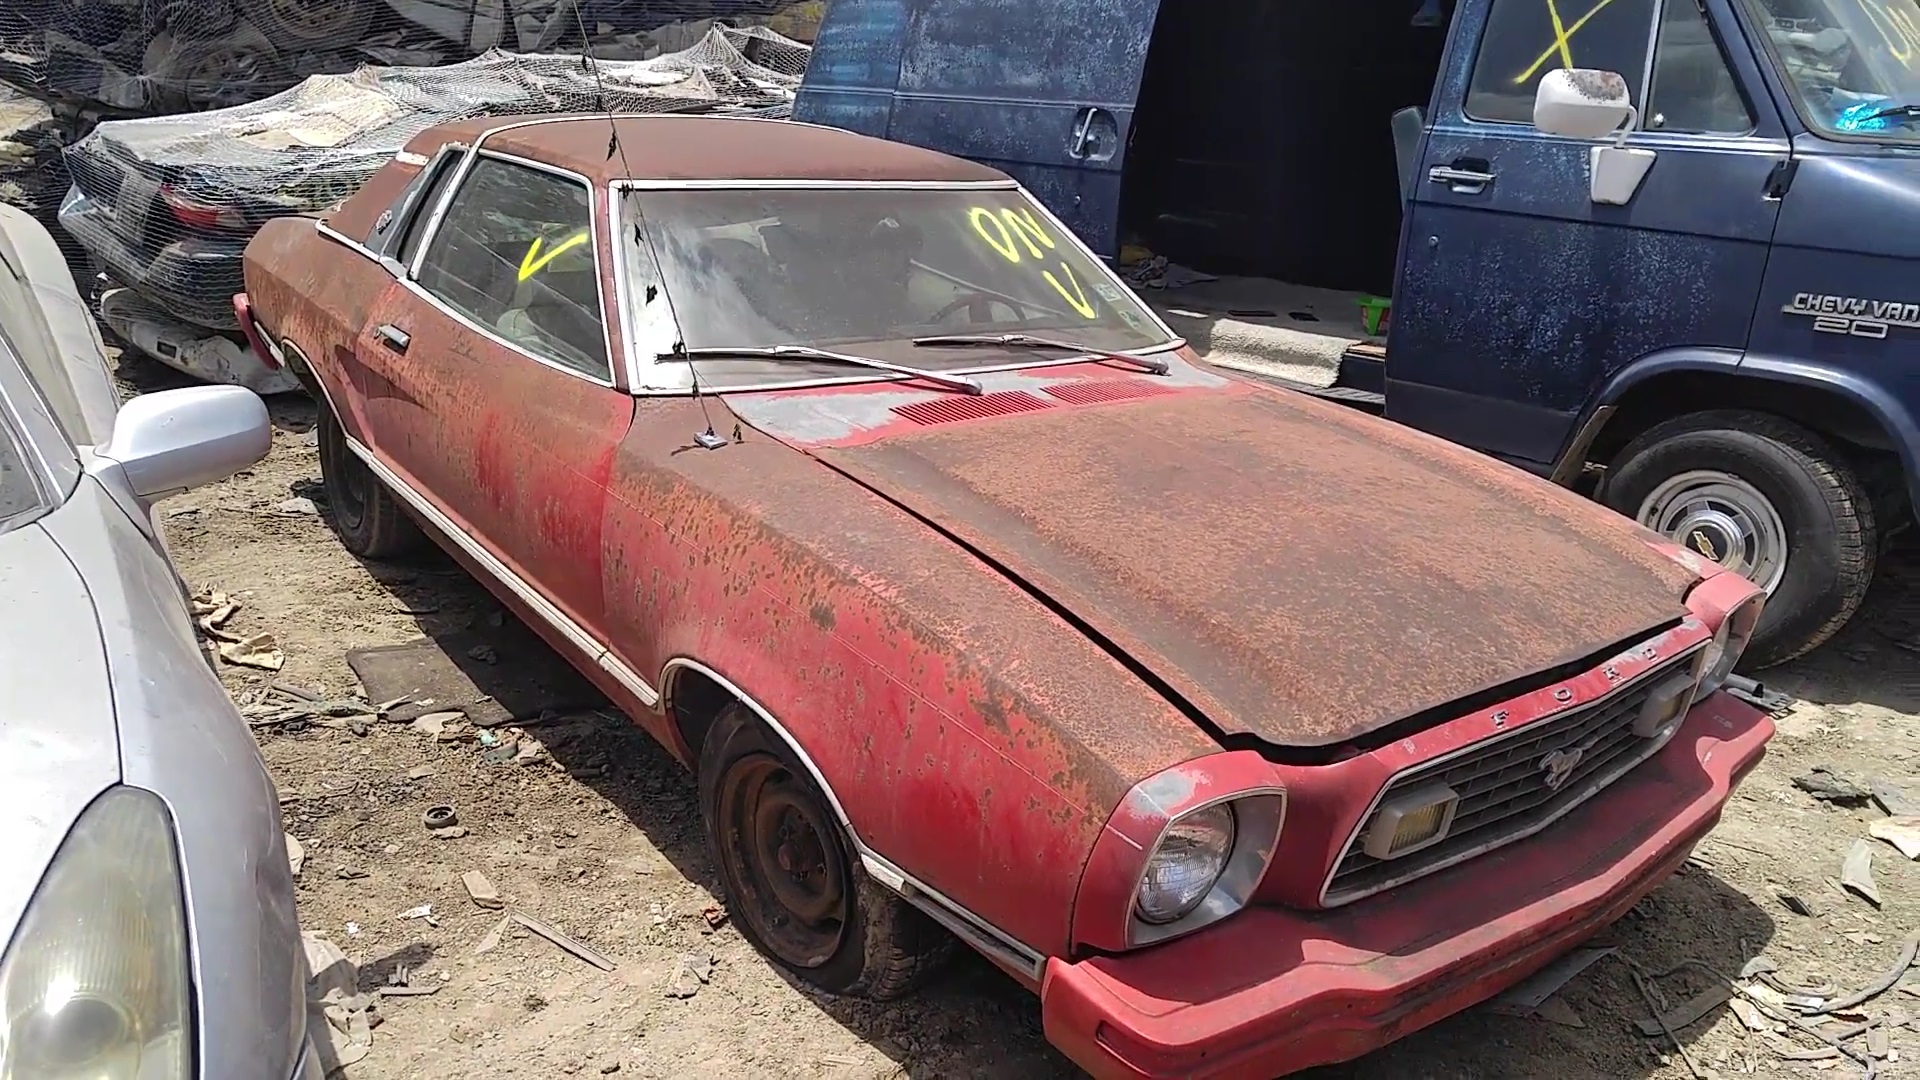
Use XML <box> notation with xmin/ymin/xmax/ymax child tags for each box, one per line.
<box><xmin>374</xmin><ymin>324</ymin><xmax>410</xmax><ymax>353</ymax></box>
<box><xmin>1429</xmin><ymin>164</ymin><xmax>1496</xmax><ymax>194</ymax></box>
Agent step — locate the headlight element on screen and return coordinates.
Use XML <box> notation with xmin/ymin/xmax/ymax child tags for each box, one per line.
<box><xmin>0</xmin><ymin>787</ymin><xmax>190</xmax><ymax>1080</ymax></box>
<box><xmin>1136</xmin><ymin>803</ymin><xmax>1236</xmax><ymax>924</ymax></box>
<box><xmin>1699</xmin><ymin>591</ymin><xmax>1765</xmax><ymax>696</ymax></box>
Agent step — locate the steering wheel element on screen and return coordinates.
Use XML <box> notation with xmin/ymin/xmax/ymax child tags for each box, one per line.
<box><xmin>931</xmin><ymin>291</ymin><xmax>1029</xmax><ymax>324</ymax></box>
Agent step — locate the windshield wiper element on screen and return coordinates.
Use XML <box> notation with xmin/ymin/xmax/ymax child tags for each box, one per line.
<box><xmin>666</xmin><ymin>345</ymin><xmax>983</xmax><ymax>395</ymax></box>
<box><xmin>911</xmin><ymin>333</ymin><xmax>1175</xmax><ymax>376</ymax></box>
<box><xmin>1862</xmin><ymin>103</ymin><xmax>1920</xmax><ymax>124</ymax></box>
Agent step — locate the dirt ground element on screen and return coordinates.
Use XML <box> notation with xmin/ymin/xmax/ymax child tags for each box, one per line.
<box><xmin>146</xmin><ymin>355</ymin><xmax>1920</xmax><ymax>1080</ymax></box>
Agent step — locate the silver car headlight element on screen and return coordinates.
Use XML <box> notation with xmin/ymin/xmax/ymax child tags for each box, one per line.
<box><xmin>0</xmin><ymin>787</ymin><xmax>190</xmax><ymax>1080</ymax></box>
<box><xmin>1135</xmin><ymin>803</ymin><xmax>1236</xmax><ymax>924</ymax></box>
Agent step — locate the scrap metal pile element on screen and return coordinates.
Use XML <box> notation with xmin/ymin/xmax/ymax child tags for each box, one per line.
<box><xmin>33</xmin><ymin>19</ymin><xmax>810</xmax><ymax>391</ymax></box>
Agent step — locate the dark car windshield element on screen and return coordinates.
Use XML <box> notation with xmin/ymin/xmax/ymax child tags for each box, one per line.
<box><xmin>625</xmin><ymin>187</ymin><xmax>1172</xmax><ymax>386</ymax></box>
<box><xmin>1748</xmin><ymin>0</ymin><xmax>1920</xmax><ymax>138</ymax></box>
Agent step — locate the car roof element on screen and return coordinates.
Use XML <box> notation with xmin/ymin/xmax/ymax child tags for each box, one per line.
<box><xmin>409</xmin><ymin>114</ymin><xmax>1009</xmax><ymax>185</ymax></box>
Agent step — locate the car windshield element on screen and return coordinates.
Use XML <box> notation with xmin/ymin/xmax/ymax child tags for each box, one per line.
<box><xmin>1748</xmin><ymin>0</ymin><xmax>1920</xmax><ymax>138</ymax></box>
<box><xmin>625</xmin><ymin>187</ymin><xmax>1172</xmax><ymax>387</ymax></box>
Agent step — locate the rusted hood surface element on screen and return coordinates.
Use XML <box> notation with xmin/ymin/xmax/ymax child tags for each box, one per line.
<box><xmin>804</xmin><ymin>381</ymin><xmax>1696</xmax><ymax>748</ymax></box>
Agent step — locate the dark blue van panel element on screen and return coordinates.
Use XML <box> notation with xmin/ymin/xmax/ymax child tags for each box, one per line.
<box><xmin>794</xmin><ymin>0</ymin><xmax>1163</xmax><ymax>256</ymax></box>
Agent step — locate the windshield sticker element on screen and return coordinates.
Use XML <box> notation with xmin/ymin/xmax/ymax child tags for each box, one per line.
<box><xmin>967</xmin><ymin>206</ymin><xmax>1100</xmax><ymax>319</ymax></box>
<box><xmin>518</xmin><ymin>230</ymin><xmax>590</xmax><ymax>282</ymax></box>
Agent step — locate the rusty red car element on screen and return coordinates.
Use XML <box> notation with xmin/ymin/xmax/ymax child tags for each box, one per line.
<box><xmin>238</xmin><ymin>114</ymin><xmax>1775</xmax><ymax>1079</ymax></box>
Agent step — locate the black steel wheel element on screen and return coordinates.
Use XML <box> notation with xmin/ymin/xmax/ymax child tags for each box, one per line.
<box><xmin>698</xmin><ymin>704</ymin><xmax>952</xmax><ymax>999</ymax></box>
<box><xmin>315</xmin><ymin>404</ymin><xmax>421</xmax><ymax>560</ymax></box>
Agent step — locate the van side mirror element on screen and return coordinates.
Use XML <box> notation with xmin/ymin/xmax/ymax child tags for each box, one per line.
<box><xmin>1533</xmin><ymin>68</ymin><xmax>1636</xmax><ymax>140</ymax></box>
<box><xmin>1533</xmin><ymin>68</ymin><xmax>1656</xmax><ymax>206</ymax></box>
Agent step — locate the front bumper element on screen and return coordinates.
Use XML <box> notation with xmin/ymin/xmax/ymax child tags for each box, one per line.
<box><xmin>1041</xmin><ymin>692</ymin><xmax>1772</xmax><ymax>1080</ymax></box>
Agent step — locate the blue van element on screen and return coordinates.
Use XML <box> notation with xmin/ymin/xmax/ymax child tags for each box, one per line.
<box><xmin>794</xmin><ymin>0</ymin><xmax>1920</xmax><ymax>669</ymax></box>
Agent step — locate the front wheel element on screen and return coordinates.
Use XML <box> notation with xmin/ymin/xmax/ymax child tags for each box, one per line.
<box><xmin>698</xmin><ymin>705</ymin><xmax>953</xmax><ymax>1000</ymax></box>
<box><xmin>1604</xmin><ymin>410</ymin><xmax>1876</xmax><ymax>668</ymax></box>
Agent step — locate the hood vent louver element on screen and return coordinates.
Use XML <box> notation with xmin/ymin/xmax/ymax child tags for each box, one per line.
<box><xmin>892</xmin><ymin>391</ymin><xmax>1055</xmax><ymax>426</ymax></box>
<box><xmin>1043</xmin><ymin>380</ymin><xmax>1178</xmax><ymax>406</ymax></box>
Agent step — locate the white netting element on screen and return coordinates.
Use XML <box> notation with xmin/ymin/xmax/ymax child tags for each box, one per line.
<box><xmin>53</xmin><ymin>23</ymin><xmax>812</xmax><ymax>338</ymax></box>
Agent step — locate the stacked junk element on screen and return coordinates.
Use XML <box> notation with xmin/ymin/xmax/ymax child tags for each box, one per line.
<box><xmin>0</xmin><ymin>0</ymin><xmax>820</xmax><ymax>392</ymax></box>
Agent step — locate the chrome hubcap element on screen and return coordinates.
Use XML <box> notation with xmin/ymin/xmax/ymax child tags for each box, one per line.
<box><xmin>1637</xmin><ymin>470</ymin><xmax>1788</xmax><ymax>594</ymax></box>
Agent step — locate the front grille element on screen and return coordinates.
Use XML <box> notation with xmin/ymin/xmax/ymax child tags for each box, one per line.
<box><xmin>1324</xmin><ymin>658</ymin><xmax>1693</xmax><ymax>906</ymax></box>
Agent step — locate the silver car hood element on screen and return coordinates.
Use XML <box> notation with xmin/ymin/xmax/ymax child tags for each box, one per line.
<box><xmin>0</xmin><ymin>519</ymin><xmax>118</xmax><ymax>936</ymax></box>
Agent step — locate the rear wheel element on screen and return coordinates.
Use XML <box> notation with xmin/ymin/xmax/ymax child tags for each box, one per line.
<box><xmin>698</xmin><ymin>705</ymin><xmax>952</xmax><ymax>1000</ymax></box>
<box><xmin>315</xmin><ymin>406</ymin><xmax>422</xmax><ymax>560</ymax></box>
<box><xmin>1604</xmin><ymin>410</ymin><xmax>1875</xmax><ymax>668</ymax></box>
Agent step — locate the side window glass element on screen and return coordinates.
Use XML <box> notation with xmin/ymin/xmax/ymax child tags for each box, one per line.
<box><xmin>415</xmin><ymin>158</ymin><xmax>610</xmax><ymax>381</ymax></box>
<box><xmin>1646</xmin><ymin>0</ymin><xmax>1753</xmax><ymax>133</ymax></box>
<box><xmin>368</xmin><ymin>150</ymin><xmax>454</xmax><ymax>261</ymax></box>
<box><xmin>395</xmin><ymin>156</ymin><xmax>461</xmax><ymax>269</ymax></box>
<box><xmin>1467</xmin><ymin>0</ymin><xmax>1660</xmax><ymax>124</ymax></box>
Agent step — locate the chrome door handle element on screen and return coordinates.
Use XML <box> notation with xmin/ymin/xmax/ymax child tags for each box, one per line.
<box><xmin>374</xmin><ymin>323</ymin><xmax>410</xmax><ymax>352</ymax></box>
<box><xmin>1429</xmin><ymin>165</ymin><xmax>1495</xmax><ymax>193</ymax></box>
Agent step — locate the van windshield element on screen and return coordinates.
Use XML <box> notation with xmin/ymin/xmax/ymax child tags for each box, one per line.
<box><xmin>1749</xmin><ymin>0</ymin><xmax>1920</xmax><ymax>138</ymax></box>
<box><xmin>629</xmin><ymin>187</ymin><xmax>1172</xmax><ymax>386</ymax></box>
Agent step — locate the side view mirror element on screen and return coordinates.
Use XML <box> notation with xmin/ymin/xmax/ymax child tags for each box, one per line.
<box><xmin>1533</xmin><ymin>68</ymin><xmax>1636</xmax><ymax>140</ymax></box>
<box><xmin>90</xmin><ymin>385</ymin><xmax>271</xmax><ymax>500</ymax></box>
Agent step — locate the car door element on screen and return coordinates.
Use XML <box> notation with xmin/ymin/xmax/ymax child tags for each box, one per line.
<box><xmin>1387</xmin><ymin>0</ymin><xmax>1789</xmax><ymax>471</ymax></box>
<box><xmin>793</xmin><ymin>0</ymin><xmax>1163</xmax><ymax>257</ymax></box>
<box><xmin>357</xmin><ymin>151</ymin><xmax>633</xmax><ymax>635</ymax></box>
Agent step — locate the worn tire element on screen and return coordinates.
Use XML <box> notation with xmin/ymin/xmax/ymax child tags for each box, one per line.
<box><xmin>247</xmin><ymin>0</ymin><xmax>373</xmax><ymax>49</ymax></box>
<box><xmin>1604</xmin><ymin>410</ymin><xmax>1875</xmax><ymax>668</ymax></box>
<box><xmin>315</xmin><ymin>405</ymin><xmax>422</xmax><ymax>561</ymax></box>
<box><xmin>698</xmin><ymin>704</ymin><xmax>953</xmax><ymax>1000</ymax></box>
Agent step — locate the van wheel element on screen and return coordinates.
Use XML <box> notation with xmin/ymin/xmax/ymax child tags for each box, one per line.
<box><xmin>315</xmin><ymin>408</ymin><xmax>422</xmax><ymax>560</ymax></box>
<box><xmin>698</xmin><ymin>704</ymin><xmax>953</xmax><ymax>1000</ymax></box>
<box><xmin>1604</xmin><ymin>410</ymin><xmax>1875</xmax><ymax>668</ymax></box>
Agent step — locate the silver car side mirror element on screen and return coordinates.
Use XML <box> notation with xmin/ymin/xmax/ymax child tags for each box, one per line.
<box><xmin>89</xmin><ymin>386</ymin><xmax>271</xmax><ymax>500</ymax></box>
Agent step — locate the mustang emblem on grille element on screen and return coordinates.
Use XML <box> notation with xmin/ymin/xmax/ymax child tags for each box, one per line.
<box><xmin>1539</xmin><ymin>746</ymin><xmax>1585</xmax><ymax>791</ymax></box>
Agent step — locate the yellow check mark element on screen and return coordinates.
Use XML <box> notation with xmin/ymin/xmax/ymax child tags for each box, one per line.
<box><xmin>517</xmin><ymin>231</ymin><xmax>590</xmax><ymax>282</ymax></box>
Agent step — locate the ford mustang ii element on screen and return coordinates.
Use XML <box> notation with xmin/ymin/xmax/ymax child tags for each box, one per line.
<box><xmin>239</xmin><ymin>114</ymin><xmax>1774</xmax><ymax>1080</ymax></box>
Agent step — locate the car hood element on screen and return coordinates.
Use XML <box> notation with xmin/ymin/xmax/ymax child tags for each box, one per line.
<box><xmin>0</xmin><ymin>522</ymin><xmax>119</xmax><ymax>936</ymax></box>
<box><xmin>737</xmin><ymin>366</ymin><xmax>1697</xmax><ymax>749</ymax></box>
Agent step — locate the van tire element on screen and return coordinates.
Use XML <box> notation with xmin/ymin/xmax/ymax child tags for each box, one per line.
<box><xmin>315</xmin><ymin>407</ymin><xmax>423</xmax><ymax>561</ymax></box>
<box><xmin>1604</xmin><ymin>410</ymin><xmax>1875</xmax><ymax>668</ymax></box>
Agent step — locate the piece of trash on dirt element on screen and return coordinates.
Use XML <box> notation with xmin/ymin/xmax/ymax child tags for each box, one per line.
<box><xmin>1634</xmin><ymin>983</ymin><xmax>1734</xmax><ymax>1037</ymax></box>
<box><xmin>407</xmin><ymin>765</ymin><xmax>436</xmax><ymax>780</ymax></box>
<box><xmin>1871</xmin><ymin>1024</ymin><xmax>1892</xmax><ymax>1058</ymax></box>
<box><xmin>666</xmin><ymin>952</ymin><xmax>713</xmax><ymax>999</ymax></box>
<box><xmin>276</xmin><ymin>497</ymin><xmax>318</xmax><ymax>516</ymax></box>
<box><xmin>466</xmin><ymin>644</ymin><xmax>499</xmax><ymax>664</ymax></box>
<box><xmin>430</xmin><ymin>826</ymin><xmax>469</xmax><ymax>840</ymax></box>
<box><xmin>219</xmin><ymin>633</ymin><xmax>286</xmax><ymax>671</ymax></box>
<box><xmin>481</xmin><ymin>741</ymin><xmax>520</xmax><ymax>765</ymax></box>
<box><xmin>345</xmin><ymin>922</ymin><xmax>360</xmax><ymax>937</ymax></box>
<box><xmin>511</xmin><ymin>911</ymin><xmax>615</xmax><ymax>972</ymax></box>
<box><xmin>1874</xmin><ymin>778</ymin><xmax>1920</xmax><ymax>818</ymax></box>
<box><xmin>1796</xmin><ymin>930</ymin><xmax>1920</xmax><ymax>1018</ymax></box>
<box><xmin>336</xmin><ymin>866</ymin><xmax>368</xmax><ymax>880</ymax></box>
<box><xmin>304</xmin><ymin>932</ymin><xmax>374</xmax><ymax>1068</ymax></box>
<box><xmin>410</xmin><ymin>711</ymin><xmax>464</xmax><ymax>738</ymax></box>
<box><xmin>462</xmin><ymin>870</ymin><xmax>503</xmax><ymax>910</ymax></box>
<box><xmin>422</xmin><ymin>805</ymin><xmax>458</xmax><ymax>830</ymax></box>
<box><xmin>398</xmin><ymin>904</ymin><xmax>440</xmax><ymax>928</ymax></box>
<box><xmin>473</xmin><ymin>915</ymin><xmax>512</xmax><ymax>956</ymax></box>
<box><xmin>285</xmin><ymin>833</ymin><xmax>306</xmax><ymax>879</ymax></box>
<box><xmin>1869</xmin><ymin>816</ymin><xmax>1920</xmax><ymax>860</ymax></box>
<box><xmin>513</xmin><ymin>736</ymin><xmax>552</xmax><ymax>767</ymax></box>
<box><xmin>478</xmin><ymin>730</ymin><xmax>500</xmax><ymax>748</ymax></box>
<box><xmin>1727</xmin><ymin>997</ymin><xmax>1771</xmax><ymax>1032</ymax></box>
<box><xmin>1843</xmin><ymin>840</ymin><xmax>1884</xmax><ymax>907</ymax></box>
<box><xmin>1796</xmin><ymin>767</ymin><xmax>1874</xmax><ymax>804</ymax></box>
<box><xmin>1487</xmin><ymin>946</ymin><xmax>1614</xmax><ymax>1024</ymax></box>
<box><xmin>700</xmin><ymin>905</ymin><xmax>727</xmax><ymax>933</ymax></box>
<box><xmin>1778</xmin><ymin>891</ymin><xmax>1817</xmax><ymax>917</ymax></box>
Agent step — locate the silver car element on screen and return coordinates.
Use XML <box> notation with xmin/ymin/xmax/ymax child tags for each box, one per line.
<box><xmin>0</xmin><ymin>204</ymin><xmax>319</xmax><ymax>1079</ymax></box>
